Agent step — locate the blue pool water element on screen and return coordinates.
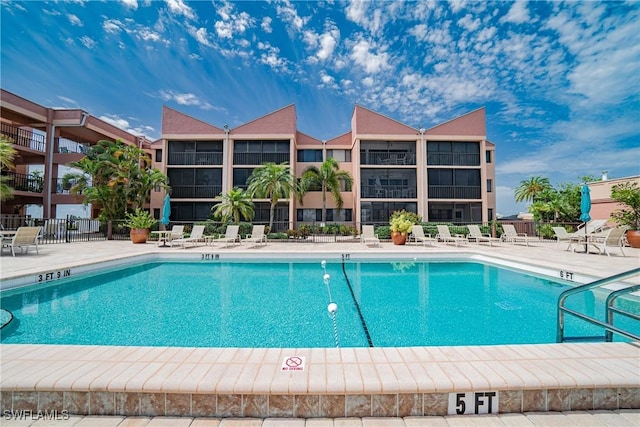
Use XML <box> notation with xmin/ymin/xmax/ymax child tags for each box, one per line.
<box><xmin>1</xmin><ymin>260</ymin><xmax>637</xmax><ymax>347</ymax></box>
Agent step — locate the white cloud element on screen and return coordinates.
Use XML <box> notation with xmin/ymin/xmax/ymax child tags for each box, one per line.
<box><xmin>67</xmin><ymin>14</ymin><xmax>82</xmax><ymax>26</ymax></box>
<box><xmin>165</xmin><ymin>0</ymin><xmax>195</xmax><ymax>20</ymax></box>
<box><xmin>257</xmin><ymin>42</ymin><xmax>289</xmax><ymax>72</ymax></box>
<box><xmin>350</xmin><ymin>39</ymin><xmax>390</xmax><ymax>74</ymax></box>
<box><xmin>501</xmin><ymin>0</ymin><xmax>530</xmax><ymax>24</ymax></box>
<box><xmin>261</xmin><ymin>16</ymin><xmax>272</xmax><ymax>33</ymax></box>
<box><xmin>214</xmin><ymin>2</ymin><xmax>255</xmax><ymax>39</ymax></box>
<box><xmin>190</xmin><ymin>27</ymin><xmax>212</xmax><ymax>46</ymax></box>
<box><xmin>457</xmin><ymin>14</ymin><xmax>480</xmax><ymax>32</ymax></box>
<box><xmin>79</xmin><ymin>36</ymin><xmax>96</xmax><ymax>49</ymax></box>
<box><xmin>158</xmin><ymin>90</ymin><xmax>213</xmax><ymax>110</ymax></box>
<box><xmin>276</xmin><ymin>0</ymin><xmax>308</xmax><ymax>32</ymax></box>
<box><xmin>103</xmin><ymin>19</ymin><xmax>123</xmax><ymax>33</ymax></box>
<box><xmin>121</xmin><ymin>0</ymin><xmax>138</xmax><ymax>10</ymax></box>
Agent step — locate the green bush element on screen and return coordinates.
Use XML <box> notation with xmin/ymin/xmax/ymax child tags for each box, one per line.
<box><xmin>267</xmin><ymin>232</ymin><xmax>288</xmax><ymax>240</ymax></box>
<box><xmin>374</xmin><ymin>225</ymin><xmax>391</xmax><ymax>239</ymax></box>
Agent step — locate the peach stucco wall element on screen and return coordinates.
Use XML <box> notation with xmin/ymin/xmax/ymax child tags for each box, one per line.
<box><xmin>233</xmin><ymin>105</ymin><xmax>296</xmax><ymax>135</ymax></box>
<box><xmin>162</xmin><ymin>106</ymin><xmax>224</xmax><ymax>135</ymax></box>
<box><xmin>352</xmin><ymin>105</ymin><xmax>417</xmax><ymax>135</ymax></box>
<box><xmin>589</xmin><ymin>176</ymin><xmax>640</xmax><ymax>222</ymax></box>
<box><xmin>425</xmin><ymin>107</ymin><xmax>485</xmax><ymax>137</ymax></box>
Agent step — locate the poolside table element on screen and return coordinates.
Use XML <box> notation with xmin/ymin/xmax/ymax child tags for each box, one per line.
<box><xmin>150</xmin><ymin>230</ymin><xmax>173</xmax><ymax>247</ymax></box>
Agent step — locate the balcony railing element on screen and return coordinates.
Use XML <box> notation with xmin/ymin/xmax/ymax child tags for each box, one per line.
<box><xmin>361</xmin><ymin>185</ymin><xmax>417</xmax><ymax>199</ymax></box>
<box><xmin>168</xmin><ymin>152</ymin><xmax>223</xmax><ymax>165</ymax></box>
<box><xmin>1</xmin><ymin>122</ymin><xmax>46</xmax><ymax>152</ymax></box>
<box><xmin>233</xmin><ymin>152</ymin><xmax>289</xmax><ymax>165</ymax></box>
<box><xmin>427</xmin><ymin>153</ymin><xmax>480</xmax><ymax>166</ymax></box>
<box><xmin>52</xmin><ymin>178</ymin><xmax>87</xmax><ymax>194</ymax></box>
<box><xmin>428</xmin><ymin>185</ymin><xmax>481</xmax><ymax>199</ymax></box>
<box><xmin>171</xmin><ymin>185</ymin><xmax>223</xmax><ymax>198</ymax></box>
<box><xmin>360</xmin><ymin>151</ymin><xmax>416</xmax><ymax>165</ymax></box>
<box><xmin>3</xmin><ymin>171</ymin><xmax>44</xmax><ymax>193</ymax></box>
<box><xmin>57</xmin><ymin>137</ymin><xmax>89</xmax><ymax>154</ymax></box>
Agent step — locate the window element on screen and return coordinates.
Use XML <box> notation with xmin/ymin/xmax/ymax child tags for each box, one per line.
<box><xmin>327</xmin><ymin>149</ymin><xmax>351</xmax><ymax>162</ymax></box>
<box><xmin>486</xmin><ymin>150</ymin><xmax>492</xmax><ymax>163</ymax></box>
<box><xmin>155</xmin><ymin>149</ymin><xmax>162</xmax><ymax>162</ymax></box>
<box><xmin>297</xmin><ymin>149</ymin><xmax>322</xmax><ymax>162</ymax></box>
<box><xmin>487</xmin><ymin>179</ymin><xmax>493</xmax><ymax>192</ymax></box>
<box><xmin>488</xmin><ymin>208</ymin><xmax>494</xmax><ymax>221</ymax></box>
<box><xmin>232</xmin><ymin>168</ymin><xmax>255</xmax><ymax>188</ymax></box>
<box><xmin>427</xmin><ymin>141</ymin><xmax>480</xmax><ymax>166</ymax></box>
<box><xmin>297</xmin><ymin>209</ymin><xmax>322</xmax><ymax>222</ymax></box>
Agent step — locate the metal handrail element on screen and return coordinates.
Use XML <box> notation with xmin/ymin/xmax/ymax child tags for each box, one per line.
<box><xmin>557</xmin><ymin>267</ymin><xmax>640</xmax><ymax>343</ymax></box>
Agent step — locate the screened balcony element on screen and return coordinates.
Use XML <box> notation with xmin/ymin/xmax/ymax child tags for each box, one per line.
<box><xmin>360</xmin><ymin>141</ymin><xmax>416</xmax><ymax>165</ymax></box>
<box><xmin>1</xmin><ymin>122</ymin><xmax>46</xmax><ymax>151</ymax></box>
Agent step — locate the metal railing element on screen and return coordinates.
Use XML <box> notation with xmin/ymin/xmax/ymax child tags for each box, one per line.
<box><xmin>2</xmin><ymin>171</ymin><xmax>44</xmax><ymax>193</ymax></box>
<box><xmin>233</xmin><ymin>152</ymin><xmax>289</xmax><ymax>165</ymax></box>
<box><xmin>360</xmin><ymin>152</ymin><xmax>416</xmax><ymax>165</ymax></box>
<box><xmin>427</xmin><ymin>153</ymin><xmax>480</xmax><ymax>166</ymax></box>
<box><xmin>1</xmin><ymin>122</ymin><xmax>46</xmax><ymax>152</ymax></box>
<box><xmin>557</xmin><ymin>267</ymin><xmax>640</xmax><ymax>342</ymax></box>
<box><xmin>171</xmin><ymin>185</ymin><xmax>223</xmax><ymax>198</ymax></box>
<box><xmin>168</xmin><ymin>152</ymin><xmax>223</xmax><ymax>165</ymax></box>
<box><xmin>428</xmin><ymin>185</ymin><xmax>481</xmax><ymax>199</ymax></box>
<box><xmin>361</xmin><ymin>185</ymin><xmax>417</xmax><ymax>198</ymax></box>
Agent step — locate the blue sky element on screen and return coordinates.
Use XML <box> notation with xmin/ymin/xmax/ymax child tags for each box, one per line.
<box><xmin>2</xmin><ymin>0</ymin><xmax>639</xmax><ymax>216</ymax></box>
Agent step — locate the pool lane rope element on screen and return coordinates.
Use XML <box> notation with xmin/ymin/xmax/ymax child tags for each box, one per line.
<box><xmin>321</xmin><ymin>260</ymin><xmax>340</xmax><ymax>348</ymax></box>
<box><xmin>341</xmin><ymin>254</ymin><xmax>374</xmax><ymax>347</ymax></box>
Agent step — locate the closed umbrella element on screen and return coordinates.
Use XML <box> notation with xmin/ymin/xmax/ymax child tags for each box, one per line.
<box><xmin>579</xmin><ymin>183</ymin><xmax>591</xmax><ymax>253</ymax></box>
<box><xmin>160</xmin><ymin>194</ymin><xmax>171</xmax><ymax>229</ymax></box>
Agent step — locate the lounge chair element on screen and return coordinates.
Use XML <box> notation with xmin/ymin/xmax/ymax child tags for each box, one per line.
<box><xmin>589</xmin><ymin>226</ymin><xmax>629</xmax><ymax>257</ymax></box>
<box><xmin>409</xmin><ymin>225</ymin><xmax>436</xmax><ymax>246</ymax></box>
<box><xmin>360</xmin><ymin>225</ymin><xmax>380</xmax><ymax>247</ymax></box>
<box><xmin>576</xmin><ymin>219</ymin><xmax>608</xmax><ymax>235</ymax></box>
<box><xmin>210</xmin><ymin>225</ymin><xmax>240</xmax><ymax>247</ymax></box>
<box><xmin>467</xmin><ymin>224</ymin><xmax>500</xmax><ymax>246</ymax></box>
<box><xmin>244</xmin><ymin>225</ymin><xmax>267</xmax><ymax>247</ymax></box>
<box><xmin>170</xmin><ymin>225</ymin><xmax>206</xmax><ymax>248</ymax></box>
<box><xmin>168</xmin><ymin>225</ymin><xmax>184</xmax><ymax>241</ymax></box>
<box><xmin>553</xmin><ymin>226</ymin><xmax>585</xmax><ymax>250</ymax></box>
<box><xmin>3</xmin><ymin>226</ymin><xmax>42</xmax><ymax>256</ymax></box>
<box><xmin>501</xmin><ymin>224</ymin><xmax>534</xmax><ymax>246</ymax></box>
<box><xmin>436</xmin><ymin>225</ymin><xmax>467</xmax><ymax>246</ymax></box>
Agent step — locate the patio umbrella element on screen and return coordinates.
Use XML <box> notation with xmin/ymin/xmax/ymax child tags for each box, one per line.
<box><xmin>160</xmin><ymin>194</ymin><xmax>171</xmax><ymax>229</ymax></box>
<box><xmin>579</xmin><ymin>183</ymin><xmax>591</xmax><ymax>253</ymax></box>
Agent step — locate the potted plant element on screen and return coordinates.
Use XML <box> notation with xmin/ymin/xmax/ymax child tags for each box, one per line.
<box><xmin>123</xmin><ymin>209</ymin><xmax>157</xmax><ymax>244</ymax></box>
<box><xmin>610</xmin><ymin>182</ymin><xmax>640</xmax><ymax>248</ymax></box>
<box><xmin>389</xmin><ymin>210</ymin><xmax>420</xmax><ymax>245</ymax></box>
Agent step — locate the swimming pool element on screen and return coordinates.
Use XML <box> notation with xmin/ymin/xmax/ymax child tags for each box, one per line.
<box><xmin>1</xmin><ymin>259</ymin><xmax>636</xmax><ymax>347</ymax></box>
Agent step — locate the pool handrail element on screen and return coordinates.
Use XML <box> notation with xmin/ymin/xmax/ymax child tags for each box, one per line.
<box><xmin>557</xmin><ymin>266</ymin><xmax>640</xmax><ymax>343</ymax></box>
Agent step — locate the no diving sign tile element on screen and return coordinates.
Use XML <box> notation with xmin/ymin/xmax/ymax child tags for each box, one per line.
<box><xmin>281</xmin><ymin>356</ymin><xmax>305</xmax><ymax>371</ymax></box>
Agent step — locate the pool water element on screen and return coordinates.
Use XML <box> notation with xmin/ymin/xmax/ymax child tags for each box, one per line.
<box><xmin>1</xmin><ymin>260</ymin><xmax>637</xmax><ymax>347</ymax></box>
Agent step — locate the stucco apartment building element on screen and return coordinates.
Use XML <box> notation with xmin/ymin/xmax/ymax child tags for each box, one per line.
<box><xmin>158</xmin><ymin>104</ymin><xmax>496</xmax><ymax>228</ymax></box>
<box><xmin>1</xmin><ymin>88</ymin><xmax>497</xmax><ymax>228</ymax></box>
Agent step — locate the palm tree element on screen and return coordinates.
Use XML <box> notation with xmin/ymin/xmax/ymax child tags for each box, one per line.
<box><xmin>212</xmin><ymin>188</ymin><xmax>255</xmax><ymax>224</ymax></box>
<box><xmin>514</xmin><ymin>176</ymin><xmax>552</xmax><ymax>204</ymax></box>
<box><xmin>300</xmin><ymin>158</ymin><xmax>353</xmax><ymax>223</ymax></box>
<box><xmin>63</xmin><ymin>139</ymin><xmax>169</xmax><ymax>222</ymax></box>
<box><xmin>0</xmin><ymin>136</ymin><xmax>17</xmax><ymax>202</ymax></box>
<box><xmin>247</xmin><ymin>162</ymin><xmax>297</xmax><ymax>231</ymax></box>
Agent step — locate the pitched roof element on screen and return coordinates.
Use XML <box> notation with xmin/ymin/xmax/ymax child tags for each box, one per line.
<box><xmin>232</xmin><ymin>104</ymin><xmax>296</xmax><ymax>135</ymax></box>
<box><xmin>351</xmin><ymin>105</ymin><xmax>417</xmax><ymax>135</ymax></box>
<box><xmin>425</xmin><ymin>107</ymin><xmax>486</xmax><ymax>136</ymax></box>
<box><xmin>161</xmin><ymin>106</ymin><xmax>224</xmax><ymax>135</ymax></box>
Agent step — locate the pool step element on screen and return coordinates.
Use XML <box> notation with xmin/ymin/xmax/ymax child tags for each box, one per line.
<box><xmin>561</xmin><ymin>335</ymin><xmax>607</xmax><ymax>343</ymax></box>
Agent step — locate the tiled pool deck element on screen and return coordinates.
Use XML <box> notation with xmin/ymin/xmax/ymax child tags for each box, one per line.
<box><xmin>0</xmin><ymin>239</ymin><xmax>639</xmax><ymax>426</ymax></box>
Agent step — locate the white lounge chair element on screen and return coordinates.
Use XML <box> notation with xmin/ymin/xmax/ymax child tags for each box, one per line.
<box><xmin>360</xmin><ymin>225</ymin><xmax>380</xmax><ymax>247</ymax></box>
<box><xmin>553</xmin><ymin>226</ymin><xmax>585</xmax><ymax>250</ymax></box>
<box><xmin>501</xmin><ymin>224</ymin><xmax>533</xmax><ymax>246</ymax></box>
<box><xmin>170</xmin><ymin>225</ymin><xmax>206</xmax><ymax>248</ymax></box>
<box><xmin>3</xmin><ymin>226</ymin><xmax>42</xmax><ymax>256</ymax></box>
<box><xmin>210</xmin><ymin>225</ymin><xmax>240</xmax><ymax>247</ymax></box>
<box><xmin>590</xmin><ymin>226</ymin><xmax>628</xmax><ymax>257</ymax></box>
<box><xmin>409</xmin><ymin>225</ymin><xmax>436</xmax><ymax>246</ymax></box>
<box><xmin>467</xmin><ymin>224</ymin><xmax>500</xmax><ymax>246</ymax></box>
<box><xmin>168</xmin><ymin>225</ymin><xmax>185</xmax><ymax>240</ymax></box>
<box><xmin>244</xmin><ymin>225</ymin><xmax>267</xmax><ymax>247</ymax></box>
<box><xmin>436</xmin><ymin>225</ymin><xmax>467</xmax><ymax>246</ymax></box>
<box><xmin>576</xmin><ymin>219</ymin><xmax>608</xmax><ymax>235</ymax></box>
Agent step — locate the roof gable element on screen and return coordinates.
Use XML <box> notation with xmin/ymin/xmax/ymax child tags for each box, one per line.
<box><xmin>425</xmin><ymin>107</ymin><xmax>486</xmax><ymax>136</ymax></box>
<box><xmin>232</xmin><ymin>105</ymin><xmax>296</xmax><ymax>135</ymax></box>
<box><xmin>162</xmin><ymin>106</ymin><xmax>224</xmax><ymax>135</ymax></box>
<box><xmin>352</xmin><ymin>105</ymin><xmax>417</xmax><ymax>135</ymax></box>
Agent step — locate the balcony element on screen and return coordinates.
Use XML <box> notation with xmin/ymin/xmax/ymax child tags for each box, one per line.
<box><xmin>427</xmin><ymin>153</ymin><xmax>480</xmax><ymax>166</ymax></box>
<box><xmin>233</xmin><ymin>152</ymin><xmax>289</xmax><ymax>165</ymax></box>
<box><xmin>3</xmin><ymin>171</ymin><xmax>44</xmax><ymax>193</ymax></box>
<box><xmin>428</xmin><ymin>185</ymin><xmax>481</xmax><ymax>199</ymax></box>
<box><xmin>168</xmin><ymin>152</ymin><xmax>223</xmax><ymax>166</ymax></box>
<box><xmin>171</xmin><ymin>185</ymin><xmax>222</xmax><ymax>199</ymax></box>
<box><xmin>57</xmin><ymin>137</ymin><xmax>89</xmax><ymax>154</ymax></box>
<box><xmin>361</xmin><ymin>185</ymin><xmax>417</xmax><ymax>199</ymax></box>
<box><xmin>1</xmin><ymin>122</ymin><xmax>46</xmax><ymax>152</ymax></box>
<box><xmin>360</xmin><ymin>151</ymin><xmax>416</xmax><ymax>165</ymax></box>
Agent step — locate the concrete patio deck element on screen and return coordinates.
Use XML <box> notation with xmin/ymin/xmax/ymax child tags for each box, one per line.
<box><xmin>1</xmin><ymin>238</ymin><xmax>639</xmax><ymax>426</ymax></box>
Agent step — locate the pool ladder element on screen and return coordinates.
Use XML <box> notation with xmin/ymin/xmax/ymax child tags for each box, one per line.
<box><xmin>557</xmin><ymin>267</ymin><xmax>640</xmax><ymax>343</ymax></box>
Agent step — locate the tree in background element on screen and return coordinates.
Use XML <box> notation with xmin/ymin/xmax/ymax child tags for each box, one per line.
<box><xmin>0</xmin><ymin>135</ymin><xmax>17</xmax><ymax>202</ymax></box>
<box><xmin>212</xmin><ymin>188</ymin><xmax>255</xmax><ymax>224</ymax></box>
<box><xmin>514</xmin><ymin>176</ymin><xmax>552</xmax><ymax>204</ymax></box>
<box><xmin>299</xmin><ymin>158</ymin><xmax>353</xmax><ymax>224</ymax></box>
<box><xmin>247</xmin><ymin>162</ymin><xmax>298</xmax><ymax>231</ymax></box>
<box><xmin>62</xmin><ymin>139</ymin><xmax>169</xmax><ymax>221</ymax></box>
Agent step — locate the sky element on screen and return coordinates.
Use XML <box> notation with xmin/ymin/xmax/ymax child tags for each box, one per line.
<box><xmin>1</xmin><ymin>0</ymin><xmax>639</xmax><ymax>217</ymax></box>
